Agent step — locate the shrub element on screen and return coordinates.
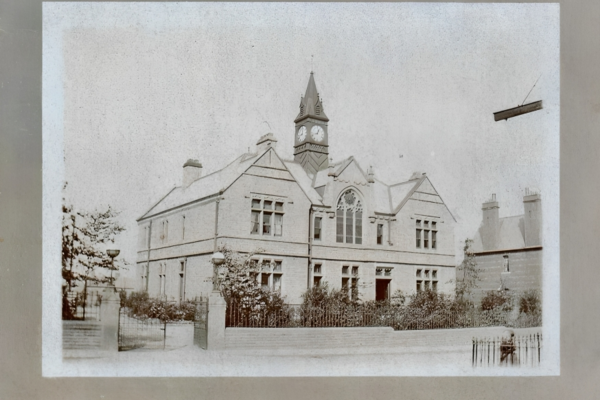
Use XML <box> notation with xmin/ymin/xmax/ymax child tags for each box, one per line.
<box><xmin>480</xmin><ymin>290</ymin><xmax>513</xmax><ymax>312</ymax></box>
<box><xmin>120</xmin><ymin>291</ymin><xmax>196</xmax><ymax>322</ymax></box>
<box><xmin>519</xmin><ymin>290</ymin><xmax>541</xmax><ymax>314</ymax></box>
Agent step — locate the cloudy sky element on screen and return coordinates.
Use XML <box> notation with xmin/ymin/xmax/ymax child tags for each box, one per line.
<box><xmin>44</xmin><ymin>2</ymin><xmax>559</xmax><ymax>286</ymax></box>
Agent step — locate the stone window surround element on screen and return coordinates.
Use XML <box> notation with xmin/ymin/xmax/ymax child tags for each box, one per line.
<box><xmin>341</xmin><ymin>264</ymin><xmax>359</xmax><ymax>299</ymax></box>
<box><xmin>250</xmin><ymin>257</ymin><xmax>283</xmax><ymax>292</ymax></box>
<box><xmin>414</xmin><ymin>215</ymin><xmax>440</xmax><ymax>250</ymax></box>
<box><xmin>250</xmin><ymin>194</ymin><xmax>286</xmax><ymax>237</ymax></box>
<box><xmin>415</xmin><ymin>267</ymin><xmax>438</xmax><ymax>292</ymax></box>
<box><xmin>336</xmin><ymin>189</ymin><xmax>364</xmax><ymax>245</ymax></box>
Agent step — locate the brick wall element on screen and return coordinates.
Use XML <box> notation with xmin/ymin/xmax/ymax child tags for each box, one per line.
<box><xmin>470</xmin><ymin>249</ymin><xmax>542</xmax><ymax>304</ymax></box>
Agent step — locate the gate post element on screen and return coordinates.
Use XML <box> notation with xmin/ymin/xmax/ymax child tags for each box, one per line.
<box><xmin>100</xmin><ymin>286</ymin><xmax>120</xmax><ymax>353</ymax></box>
<box><xmin>207</xmin><ymin>292</ymin><xmax>226</xmax><ymax>350</ymax></box>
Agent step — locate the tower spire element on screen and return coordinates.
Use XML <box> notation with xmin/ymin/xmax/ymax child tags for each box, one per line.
<box><xmin>293</xmin><ymin>73</ymin><xmax>330</xmax><ymax>175</ymax></box>
<box><xmin>295</xmin><ymin>72</ymin><xmax>328</xmax><ymax>123</ymax></box>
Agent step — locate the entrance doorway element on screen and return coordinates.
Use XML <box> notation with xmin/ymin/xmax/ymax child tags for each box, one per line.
<box><xmin>375</xmin><ymin>279</ymin><xmax>391</xmax><ymax>301</ymax></box>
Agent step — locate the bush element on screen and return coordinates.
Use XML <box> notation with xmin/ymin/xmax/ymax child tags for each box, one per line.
<box><xmin>480</xmin><ymin>290</ymin><xmax>513</xmax><ymax>312</ymax></box>
<box><xmin>519</xmin><ymin>290</ymin><xmax>541</xmax><ymax>314</ymax></box>
<box><xmin>120</xmin><ymin>291</ymin><xmax>196</xmax><ymax>322</ymax></box>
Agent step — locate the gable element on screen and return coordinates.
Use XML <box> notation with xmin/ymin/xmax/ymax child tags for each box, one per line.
<box><xmin>253</xmin><ymin>148</ymin><xmax>287</xmax><ymax>170</ymax></box>
<box><xmin>335</xmin><ymin>160</ymin><xmax>369</xmax><ymax>186</ymax></box>
<box><xmin>415</xmin><ymin>179</ymin><xmax>439</xmax><ymax>196</ymax></box>
<box><xmin>393</xmin><ymin>177</ymin><xmax>456</xmax><ymax>222</ymax></box>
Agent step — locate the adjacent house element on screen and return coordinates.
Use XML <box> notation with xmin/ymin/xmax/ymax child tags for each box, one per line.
<box><xmin>469</xmin><ymin>189</ymin><xmax>542</xmax><ymax>304</ymax></box>
<box><xmin>136</xmin><ymin>73</ymin><xmax>457</xmax><ymax>304</ymax></box>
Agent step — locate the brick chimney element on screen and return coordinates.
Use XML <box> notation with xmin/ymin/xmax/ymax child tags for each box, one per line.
<box><xmin>183</xmin><ymin>159</ymin><xmax>203</xmax><ymax>188</ymax></box>
<box><xmin>480</xmin><ymin>193</ymin><xmax>500</xmax><ymax>251</ymax></box>
<box><xmin>523</xmin><ymin>187</ymin><xmax>542</xmax><ymax>246</ymax></box>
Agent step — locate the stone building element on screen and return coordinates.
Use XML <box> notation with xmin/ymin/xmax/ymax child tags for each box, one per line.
<box><xmin>469</xmin><ymin>189</ymin><xmax>542</xmax><ymax>304</ymax></box>
<box><xmin>136</xmin><ymin>73</ymin><xmax>457</xmax><ymax>304</ymax></box>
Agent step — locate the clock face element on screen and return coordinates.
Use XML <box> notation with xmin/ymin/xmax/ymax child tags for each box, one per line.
<box><xmin>297</xmin><ymin>126</ymin><xmax>307</xmax><ymax>142</ymax></box>
<box><xmin>311</xmin><ymin>125</ymin><xmax>325</xmax><ymax>142</ymax></box>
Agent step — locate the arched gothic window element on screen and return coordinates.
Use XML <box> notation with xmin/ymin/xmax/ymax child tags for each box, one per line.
<box><xmin>336</xmin><ymin>189</ymin><xmax>363</xmax><ymax>244</ymax></box>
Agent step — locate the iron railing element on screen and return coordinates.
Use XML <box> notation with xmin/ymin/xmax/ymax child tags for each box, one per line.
<box><xmin>64</xmin><ymin>289</ymin><xmax>103</xmax><ymax>321</ymax></box>
<box><xmin>226</xmin><ymin>302</ymin><xmax>541</xmax><ymax>330</ymax></box>
<box><xmin>118</xmin><ymin>309</ymin><xmax>165</xmax><ymax>351</ymax></box>
<box><xmin>472</xmin><ymin>333</ymin><xmax>542</xmax><ymax>367</ymax></box>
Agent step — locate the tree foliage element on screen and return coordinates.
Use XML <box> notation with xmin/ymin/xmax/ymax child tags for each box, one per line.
<box><xmin>454</xmin><ymin>238</ymin><xmax>483</xmax><ymax>303</ymax></box>
<box><xmin>62</xmin><ymin>184</ymin><xmax>127</xmax><ymax>290</ymax></box>
<box><xmin>217</xmin><ymin>246</ymin><xmax>286</xmax><ymax>313</ymax></box>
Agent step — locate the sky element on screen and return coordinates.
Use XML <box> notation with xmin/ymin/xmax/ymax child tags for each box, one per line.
<box><xmin>44</xmin><ymin>2</ymin><xmax>559</xmax><ymax>287</ymax></box>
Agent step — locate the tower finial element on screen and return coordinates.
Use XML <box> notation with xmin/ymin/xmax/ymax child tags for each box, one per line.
<box><xmin>311</xmin><ymin>55</ymin><xmax>314</xmax><ymax>74</ymax></box>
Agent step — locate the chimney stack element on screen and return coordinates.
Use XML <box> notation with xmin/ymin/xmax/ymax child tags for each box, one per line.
<box><xmin>256</xmin><ymin>133</ymin><xmax>278</xmax><ymax>153</ymax></box>
<box><xmin>523</xmin><ymin>188</ymin><xmax>542</xmax><ymax>246</ymax></box>
<box><xmin>480</xmin><ymin>193</ymin><xmax>500</xmax><ymax>250</ymax></box>
<box><xmin>183</xmin><ymin>159</ymin><xmax>203</xmax><ymax>188</ymax></box>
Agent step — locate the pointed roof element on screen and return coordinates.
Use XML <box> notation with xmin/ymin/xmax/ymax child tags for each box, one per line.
<box><xmin>295</xmin><ymin>73</ymin><xmax>329</xmax><ymax>123</ymax></box>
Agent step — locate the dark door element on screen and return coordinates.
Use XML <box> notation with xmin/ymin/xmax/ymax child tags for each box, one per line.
<box><xmin>375</xmin><ymin>279</ymin><xmax>391</xmax><ymax>301</ymax></box>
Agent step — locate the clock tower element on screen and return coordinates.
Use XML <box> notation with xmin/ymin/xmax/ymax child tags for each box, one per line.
<box><xmin>294</xmin><ymin>72</ymin><xmax>329</xmax><ymax>175</ymax></box>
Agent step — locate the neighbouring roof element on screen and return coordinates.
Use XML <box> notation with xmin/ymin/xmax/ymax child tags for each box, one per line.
<box><xmin>471</xmin><ymin>215</ymin><xmax>526</xmax><ymax>252</ymax></box>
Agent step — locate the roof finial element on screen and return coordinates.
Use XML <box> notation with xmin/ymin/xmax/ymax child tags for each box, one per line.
<box><xmin>311</xmin><ymin>55</ymin><xmax>314</xmax><ymax>74</ymax></box>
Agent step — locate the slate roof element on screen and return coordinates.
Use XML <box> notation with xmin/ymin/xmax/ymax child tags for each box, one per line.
<box><xmin>140</xmin><ymin>147</ymin><xmax>447</xmax><ymax>220</ymax></box>
<box><xmin>471</xmin><ymin>215</ymin><xmax>526</xmax><ymax>252</ymax></box>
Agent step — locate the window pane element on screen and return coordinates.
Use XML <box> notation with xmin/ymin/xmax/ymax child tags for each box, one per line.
<box><xmin>275</xmin><ymin>202</ymin><xmax>283</xmax><ymax>211</ymax></box>
<box><xmin>377</xmin><ymin>224</ymin><xmax>383</xmax><ymax>245</ymax></box>
<box><xmin>345</xmin><ymin>209</ymin><xmax>353</xmax><ymax>243</ymax></box>
<box><xmin>336</xmin><ymin>210</ymin><xmax>344</xmax><ymax>243</ymax></box>
<box><xmin>352</xmin><ymin>266</ymin><xmax>358</xmax><ymax>276</ymax></box>
<box><xmin>416</xmin><ymin>219</ymin><xmax>421</xmax><ymax>227</ymax></box>
<box><xmin>314</xmin><ymin>264</ymin><xmax>321</xmax><ymax>274</ymax></box>
<box><xmin>424</xmin><ymin>230</ymin><xmax>429</xmax><ymax>248</ymax></box>
<box><xmin>385</xmin><ymin>268</ymin><xmax>392</xmax><ymax>277</ymax></box>
<box><xmin>416</xmin><ymin>281</ymin><xmax>422</xmax><ymax>292</ymax></box>
<box><xmin>355</xmin><ymin>211</ymin><xmax>362</xmax><ymax>244</ymax></box>
<box><xmin>432</xmin><ymin>231</ymin><xmax>437</xmax><ymax>249</ymax></box>
<box><xmin>252</xmin><ymin>199</ymin><xmax>261</xmax><ymax>209</ymax></box>
<box><xmin>342</xmin><ymin>266</ymin><xmax>349</xmax><ymax>275</ymax></box>
<box><xmin>273</xmin><ymin>274</ymin><xmax>282</xmax><ymax>291</ymax></box>
<box><xmin>251</xmin><ymin>211</ymin><xmax>260</xmax><ymax>234</ymax></box>
<box><xmin>416</xmin><ymin>229</ymin><xmax>422</xmax><ymax>247</ymax></box>
<box><xmin>376</xmin><ymin>268</ymin><xmax>382</xmax><ymax>276</ymax></box>
<box><xmin>274</xmin><ymin>213</ymin><xmax>283</xmax><ymax>236</ymax></box>
<box><xmin>263</xmin><ymin>200</ymin><xmax>272</xmax><ymax>210</ymax></box>
<box><xmin>425</xmin><ymin>270</ymin><xmax>429</xmax><ymax>278</ymax></box>
<box><xmin>342</xmin><ymin>277</ymin><xmax>349</xmax><ymax>289</ymax></box>
<box><xmin>263</xmin><ymin>212</ymin><xmax>271</xmax><ymax>234</ymax></box>
<box><xmin>273</xmin><ymin>261</ymin><xmax>282</xmax><ymax>272</ymax></box>
<box><xmin>432</xmin><ymin>270</ymin><xmax>437</xmax><ymax>279</ymax></box>
<box><xmin>424</xmin><ymin>281</ymin><xmax>430</xmax><ymax>290</ymax></box>
<box><xmin>313</xmin><ymin>276</ymin><xmax>321</xmax><ymax>287</ymax></box>
<box><xmin>314</xmin><ymin>217</ymin><xmax>322</xmax><ymax>240</ymax></box>
<box><xmin>416</xmin><ymin>269</ymin><xmax>422</xmax><ymax>277</ymax></box>
<box><xmin>432</xmin><ymin>281</ymin><xmax>438</xmax><ymax>292</ymax></box>
<box><xmin>424</xmin><ymin>221</ymin><xmax>429</xmax><ymax>228</ymax></box>
<box><xmin>432</xmin><ymin>221</ymin><xmax>437</xmax><ymax>230</ymax></box>
<box><xmin>261</xmin><ymin>273</ymin><xmax>270</xmax><ymax>290</ymax></box>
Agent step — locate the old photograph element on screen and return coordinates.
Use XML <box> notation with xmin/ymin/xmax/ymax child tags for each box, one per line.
<box><xmin>42</xmin><ymin>2</ymin><xmax>560</xmax><ymax>376</ymax></box>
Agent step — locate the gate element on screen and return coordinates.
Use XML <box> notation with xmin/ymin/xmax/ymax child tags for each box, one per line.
<box><xmin>193</xmin><ymin>296</ymin><xmax>209</xmax><ymax>349</ymax></box>
<box><xmin>118</xmin><ymin>308</ymin><xmax>164</xmax><ymax>351</ymax></box>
